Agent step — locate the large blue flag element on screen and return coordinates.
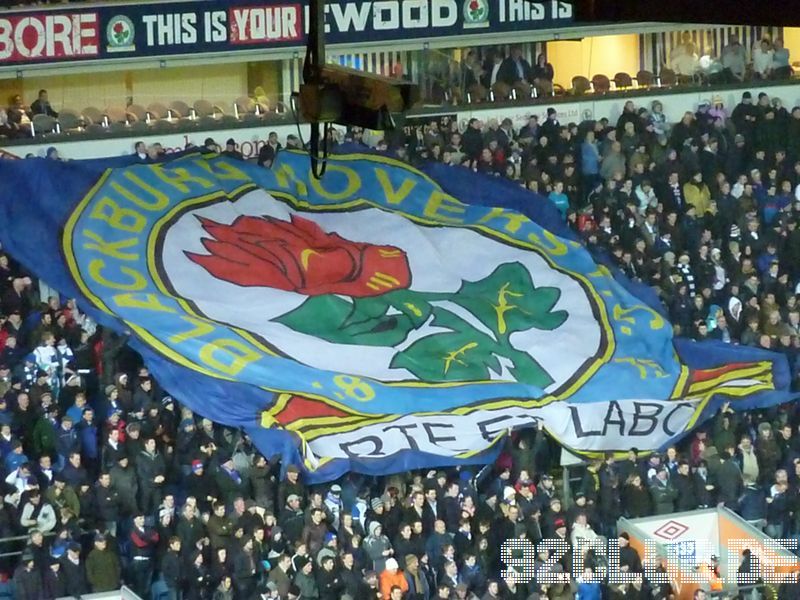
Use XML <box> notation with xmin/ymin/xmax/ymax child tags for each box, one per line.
<box><xmin>0</xmin><ymin>151</ymin><xmax>793</xmax><ymax>481</ymax></box>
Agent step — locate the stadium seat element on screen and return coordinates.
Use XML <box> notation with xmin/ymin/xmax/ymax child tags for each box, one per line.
<box><xmin>490</xmin><ymin>82</ymin><xmax>511</xmax><ymax>101</ymax></box>
<box><xmin>614</xmin><ymin>72</ymin><xmax>634</xmax><ymax>89</ymax></box>
<box><xmin>127</xmin><ymin>104</ymin><xmax>148</xmax><ymax>123</ymax></box>
<box><xmin>511</xmin><ymin>81</ymin><xmax>532</xmax><ymax>101</ymax></box>
<box><xmin>193</xmin><ymin>99</ymin><xmax>217</xmax><ymax>118</ymax></box>
<box><xmin>571</xmin><ymin>76</ymin><xmax>591</xmax><ymax>96</ymax></box>
<box><xmin>81</xmin><ymin>106</ymin><xmax>105</xmax><ymax>126</ymax></box>
<box><xmin>31</xmin><ymin>114</ymin><xmax>56</xmax><ymax>136</ymax></box>
<box><xmin>591</xmin><ymin>74</ymin><xmax>611</xmax><ymax>94</ymax></box>
<box><xmin>169</xmin><ymin>100</ymin><xmax>191</xmax><ymax>119</ymax></box>
<box><xmin>105</xmin><ymin>106</ymin><xmax>129</xmax><ymax>125</ymax></box>
<box><xmin>636</xmin><ymin>70</ymin><xmax>655</xmax><ymax>87</ymax></box>
<box><xmin>147</xmin><ymin>103</ymin><xmax>169</xmax><ymax>120</ymax></box>
<box><xmin>56</xmin><ymin>110</ymin><xmax>82</xmax><ymax>133</ymax></box>
<box><xmin>659</xmin><ymin>68</ymin><xmax>677</xmax><ymax>86</ymax></box>
<box><xmin>234</xmin><ymin>95</ymin><xmax>256</xmax><ymax>117</ymax></box>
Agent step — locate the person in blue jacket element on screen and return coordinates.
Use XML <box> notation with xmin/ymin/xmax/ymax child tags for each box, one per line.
<box><xmin>548</xmin><ymin>180</ymin><xmax>569</xmax><ymax>219</ymax></box>
<box><xmin>576</xmin><ymin>566</ymin><xmax>602</xmax><ymax>600</ymax></box>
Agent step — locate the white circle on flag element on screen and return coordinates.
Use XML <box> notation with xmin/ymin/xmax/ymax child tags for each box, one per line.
<box><xmin>159</xmin><ymin>189</ymin><xmax>602</xmax><ymax>391</ymax></box>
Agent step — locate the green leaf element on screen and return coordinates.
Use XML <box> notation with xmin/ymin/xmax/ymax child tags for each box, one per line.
<box><xmin>390</xmin><ymin>308</ymin><xmax>555</xmax><ymax>387</ymax></box>
<box><xmin>274</xmin><ymin>294</ymin><xmax>418</xmax><ymax>347</ymax></box>
<box><xmin>390</xmin><ymin>326</ymin><xmax>501</xmax><ymax>382</ymax></box>
<box><xmin>449</xmin><ymin>262</ymin><xmax>568</xmax><ymax>340</ymax></box>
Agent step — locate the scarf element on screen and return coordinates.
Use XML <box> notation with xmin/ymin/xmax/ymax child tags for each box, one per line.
<box><xmin>223</xmin><ymin>465</ymin><xmax>242</xmax><ymax>485</ymax></box>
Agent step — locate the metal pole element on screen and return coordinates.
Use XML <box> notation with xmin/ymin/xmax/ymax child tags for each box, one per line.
<box><xmin>306</xmin><ymin>0</ymin><xmax>327</xmax><ymax>178</ymax></box>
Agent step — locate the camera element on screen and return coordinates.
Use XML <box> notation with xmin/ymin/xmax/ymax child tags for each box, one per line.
<box><xmin>298</xmin><ymin>64</ymin><xmax>420</xmax><ymax>131</ymax></box>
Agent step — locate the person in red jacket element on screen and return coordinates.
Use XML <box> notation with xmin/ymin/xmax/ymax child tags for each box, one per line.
<box><xmin>129</xmin><ymin>512</ymin><xmax>159</xmax><ymax>597</ymax></box>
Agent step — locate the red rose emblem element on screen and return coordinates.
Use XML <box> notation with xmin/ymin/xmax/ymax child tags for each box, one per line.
<box><xmin>113</xmin><ymin>22</ymin><xmax>124</xmax><ymax>34</ymax></box>
<box><xmin>186</xmin><ymin>214</ymin><xmax>411</xmax><ymax>297</ymax></box>
<box><xmin>469</xmin><ymin>0</ymin><xmax>479</xmax><ymax>11</ymax></box>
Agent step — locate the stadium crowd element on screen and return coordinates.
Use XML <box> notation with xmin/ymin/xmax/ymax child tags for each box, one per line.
<box><xmin>3</xmin><ymin>87</ymin><xmax>800</xmax><ymax>600</ymax></box>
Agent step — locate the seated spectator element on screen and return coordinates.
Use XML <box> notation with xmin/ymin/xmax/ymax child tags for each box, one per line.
<box><xmin>498</xmin><ymin>45</ymin><xmax>532</xmax><ymax>97</ymax></box>
<box><xmin>721</xmin><ymin>34</ymin><xmax>746</xmax><ymax>82</ymax></box>
<box><xmin>531</xmin><ymin>53</ymin><xmax>554</xmax><ymax>95</ymax></box>
<box><xmin>7</xmin><ymin>94</ymin><xmax>31</xmax><ymax>137</ymax></box>
<box><xmin>772</xmin><ymin>38</ymin><xmax>792</xmax><ymax>79</ymax></box>
<box><xmin>30</xmin><ymin>89</ymin><xmax>58</xmax><ymax>118</ymax></box>
<box><xmin>753</xmin><ymin>38</ymin><xmax>774</xmax><ymax>79</ymax></box>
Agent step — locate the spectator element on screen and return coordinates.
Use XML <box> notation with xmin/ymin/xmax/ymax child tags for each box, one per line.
<box><xmin>498</xmin><ymin>45</ymin><xmax>532</xmax><ymax>96</ymax></box>
<box><xmin>721</xmin><ymin>34</ymin><xmax>747</xmax><ymax>82</ymax></box>
<box><xmin>85</xmin><ymin>532</ymin><xmax>121</xmax><ymax>592</ymax></box>
<box><xmin>531</xmin><ymin>53</ymin><xmax>554</xmax><ymax>95</ymax></box>
<box><xmin>753</xmin><ymin>38</ymin><xmax>774</xmax><ymax>79</ymax></box>
<box><xmin>60</xmin><ymin>541</ymin><xmax>89</xmax><ymax>597</ymax></box>
<box><xmin>257</xmin><ymin>131</ymin><xmax>283</xmax><ymax>167</ymax></box>
<box><xmin>7</xmin><ymin>94</ymin><xmax>31</xmax><ymax>136</ymax></box>
<box><xmin>13</xmin><ymin>552</ymin><xmax>42</xmax><ymax>599</ymax></box>
<box><xmin>670</xmin><ymin>32</ymin><xmax>699</xmax><ymax>79</ymax></box>
<box><xmin>30</xmin><ymin>89</ymin><xmax>58</xmax><ymax>118</ymax></box>
<box><xmin>772</xmin><ymin>38</ymin><xmax>792</xmax><ymax>79</ymax></box>
<box><xmin>222</xmin><ymin>138</ymin><xmax>243</xmax><ymax>161</ymax></box>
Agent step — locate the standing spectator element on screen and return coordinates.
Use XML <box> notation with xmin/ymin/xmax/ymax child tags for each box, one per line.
<box><xmin>85</xmin><ymin>532</ymin><xmax>121</xmax><ymax>592</ymax></box>
<box><xmin>13</xmin><ymin>552</ymin><xmax>42</xmax><ymax>600</ymax></box>
<box><xmin>129</xmin><ymin>512</ymin><xmax>159</xmax><ymax>597</ymax></box>
<box><xmin>380</xmin><ymin>557</ymin><xmax>408</xmax><ymax>600</ymax></box>
<box><xmin>222</xmin><ymin>138</ymin><xmax>244</xmax><ymax>161</ymax></box>
<box><xmin>258</xmin><ymin>131</ymin><xmax>283</xmax><ymax>168</ymax></box>
<box><xmin>42</xmin><ymin>557</ymin><xmax>66</xmax><ymax>599</ymax></box>
<box><xmin>532</xmin><ymin>53</ymin><xmax>554</xmax><ymax>95</ymax></box>
<box><xmin>162</xmin><ymin>536</ymin><xmax>184</xmax><ymax>599</ymax></box>
<box><xmin>60</xmin><ymin>541</ymin><xmax>89</xmax><ymax>597</ymax></box>
<box><xmin>137</xmin><ymin>436</ymin><xmax>166</xmax><ymax>515</ymax></box>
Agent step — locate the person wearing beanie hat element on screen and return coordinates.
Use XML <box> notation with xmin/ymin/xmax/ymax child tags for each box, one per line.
<box><xmin>222</xmin><ymin>138</ymin><xmax>244</xmax><ymax>161</ymax></box>
<box><xmin>85</xmin><ymin>530</ymin><xmax>121</xmax><ymax>593</ymax></box>
<box><xmin>732</xmin><ymin>90</ymin><xmax>758</xmax><ymax>143</ymax></box>
<box><xmin>61</xmin><ymin>541</ymin><xmax>89</xmax><ymax>597</ymax></box>
<box><xmin>292</xmin><ymin>555</ymin><xmax>316</xmax><ymax>598</ymax></box>
<box><xmin>278</xmin><ymin>464</ymin><xmax>303</xmax><ymax>511</ymax></box>
<box><xmin>364</xmin><ymin>520</ymin><xmax>391</xmax><ymax>573</ymax></box>
<box><xmin>379</xmin><ymin>556</ymin><xmax>408</xmax><ymax>600</ymax></box>
<box><xmin>14</xmin><ymin>549</ymin><xmax>43</xmax><ymax>599</ymax></box>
